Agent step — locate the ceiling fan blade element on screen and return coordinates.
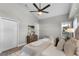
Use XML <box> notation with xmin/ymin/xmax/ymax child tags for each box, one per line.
<box><xmin>33</xmin><ymin>3</ymin><xmax>40</xmax><ymax>10</ymax></box>
<box><xmin>42</xmin><ymin>11</ymin><xmax>49</xmax><ymax>13</ymax></box>
<box><xmin>30</xmin><ymin>11</ymin><xmax>38</xmax><ymax>12</ymax></box>
<box><xmin>41</xmin><ymin>4</ymin><xmax>50</xmax><ymax>11</ymax></box>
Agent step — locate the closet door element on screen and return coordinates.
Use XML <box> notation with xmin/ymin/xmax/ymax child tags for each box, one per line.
<box><xmin>1</xmin><ymin>19</ymin><xmax>18</xmax><ymax>52</ymax></box>
<box><xmin>0</xmin><ymin>19</ymin><xmax>3</xmax><ymax>53</ymax></box>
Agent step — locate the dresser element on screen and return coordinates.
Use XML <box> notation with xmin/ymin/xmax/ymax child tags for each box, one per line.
<box><xmin>27</xmin><ymin>33</ymin><xmax>38</xmax><ymax>44</ymax></box>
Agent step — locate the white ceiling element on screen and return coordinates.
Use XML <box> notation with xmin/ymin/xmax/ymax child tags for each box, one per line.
<box><xmin>0</xmin><ymin>3</ymin><xmax>38</xmax><ymax>22</ymax></box>
<box><xmin>26</xmin><ymin>3</ymin><xmax>72</xmax><ymax>20</ymax></box>
<box><xmin>0</xmin><ymin>3</ymin><xmax>73</xmax><ymax>20</ymax></box>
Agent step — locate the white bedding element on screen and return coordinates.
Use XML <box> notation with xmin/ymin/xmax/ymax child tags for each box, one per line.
<box><xmin>41</xmin><ymin>45</ymin><xmax>65</xmax><ymax>56</ymax></box>
<box><xmin>20</xmin><ymin>38</ymin><xmax>51</xmax><ymax>56</ymax></box>
<box><xmin>20</xmin><ymin>38</ymin><xmax>65</xmax><ymax>56</ymax></box>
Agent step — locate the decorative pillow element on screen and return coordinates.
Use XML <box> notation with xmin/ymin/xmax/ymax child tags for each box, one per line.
<box><xmin>49</xmin><ymin>36</ymin><xmax>55</xmax><ymax>46</ymax></box>
<box><xmin>57</xmin><ymin>39</ymin><xmax>65</xmax><ymax>51</ymax></box>
<box><xmin>76</xmin><ymin>40</ymin><xmax>79</xmax><ymax>48</ymax></box>
<box><xmin>76</xmin><ymin>40</ymin><xmax>79</xmax><ymax>55</ymax></box>
<box><xmin>64</xmin><ymin>38</ymin><xmax>76</xmax><ymax>56</ymax></box>
<box><xmin>76</xmin><ymin>48</ymin><xmax>79</xmax><ymax>56</ymax></box>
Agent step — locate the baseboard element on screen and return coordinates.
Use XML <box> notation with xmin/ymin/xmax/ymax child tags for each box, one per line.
<box><xmin>0</xmin><ymin>43</ymin><xmax>26</xmax><ymax>53</ymax></box>
<box><xmin>0</xmin><ymin>51</ymin><xmax>2</xmax><ymax>53</ymax></box>
<box><xmin>0</xmin><ymin>49</ymin><xmax>4</xmax><ymax>53</ymax></box>
<box><xmin>18</xmin><ymin>43</ymin><xmax>26</xmax><ymax>47</ymax></box>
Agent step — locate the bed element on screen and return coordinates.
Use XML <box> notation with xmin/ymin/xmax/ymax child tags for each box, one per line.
<box><xmin>20</xmin><ymin>38</ymin><xmax>65</xmax><ymax>56</ymax></box>
<box><xmin>41</xmin><ymin>45</ymin><xmax>65</xmax><ymax>56</ymax></box>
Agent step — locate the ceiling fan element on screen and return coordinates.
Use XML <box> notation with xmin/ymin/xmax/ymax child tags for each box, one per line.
<box><xmin>30</xmin><ymin>3</ymin><xmax>50</xmax><ymax>15</ymax></box>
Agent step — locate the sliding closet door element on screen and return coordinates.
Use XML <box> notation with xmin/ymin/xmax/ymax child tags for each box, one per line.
<box><xmin>0</xmin><ymin>19</ymin><xmax>3</xmax><ymax>52</ymax></box>
<box><xmin>0</xmin><ymin>19</ymin><xmax>18</xmax><ymax>52</ymax></box>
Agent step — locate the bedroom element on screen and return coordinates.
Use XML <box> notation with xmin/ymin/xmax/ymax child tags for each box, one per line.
<box><xmin>0</xmin><ymin>3</ymin><xmax>79</xmax><ymax>56</ymax></box>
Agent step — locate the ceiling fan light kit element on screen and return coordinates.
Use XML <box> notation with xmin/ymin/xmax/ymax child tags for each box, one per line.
<box><xmin>37</xmin><ymin>11</ymin><xmax>43</xmax><ymax>15</ymax></box>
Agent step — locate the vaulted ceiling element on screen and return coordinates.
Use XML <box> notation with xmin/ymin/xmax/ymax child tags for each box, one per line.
<box><xmin>26</xmin><ymin>3</ymin><xmax>72</xmax><ymax>20</ymax></box>
<box><xmin>0</xmin><ymin>3</ymin><xmax>78</xmax><ymax>21</ymax></box>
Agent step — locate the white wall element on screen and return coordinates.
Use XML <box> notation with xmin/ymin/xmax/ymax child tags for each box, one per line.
<box><xmin>69</xmin><ymin>4</ymin><xmax>79</xmax><ymax>19</ymax></box>
<box><xmin>39</xmin><ymin>14</ymin><xmax>68</xmax><ymax>39</ymax></box>
<box><xmin>0</xmin><ymin>4</ymin><xmax>39</xmax><ymax>46</ymax></box>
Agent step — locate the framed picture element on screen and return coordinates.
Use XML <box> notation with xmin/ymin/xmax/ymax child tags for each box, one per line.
<box><xmin>28</xmin><ymin>25</ymin><xmax>35</xmax><ymax>34</ymax></box>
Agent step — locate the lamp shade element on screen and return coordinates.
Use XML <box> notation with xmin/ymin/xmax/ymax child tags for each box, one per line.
<box><xmin>65</xmin><ymin>28</ymin><xmax>74</xmax><ymax>33</ymax></box>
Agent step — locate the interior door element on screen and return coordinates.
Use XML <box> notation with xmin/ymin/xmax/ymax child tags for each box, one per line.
<box><xmin>0</xmin><ymin>19</ymin><xmax>18</xmax><ymax>52</ymax></box>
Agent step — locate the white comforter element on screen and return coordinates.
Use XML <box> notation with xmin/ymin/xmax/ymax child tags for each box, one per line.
<box><xmin>41</xmin><ymin>45</ymin><xmax>65</xmax><ymax>56</ymax></box>
<box><xmin>20</xmin><ymin>38</ymin><xmax>65</xmax><ymax>56</ymax></box>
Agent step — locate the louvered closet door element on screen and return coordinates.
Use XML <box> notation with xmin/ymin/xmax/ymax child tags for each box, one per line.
<box><xmin>0</xmin><ymin>19</ymin><xmax>18</xmax><ymax>52</ymax></box>
<box><xmin>0</xmin><ymin>19</ymin><xmax>3</xmax><ymax>53</ymax></box>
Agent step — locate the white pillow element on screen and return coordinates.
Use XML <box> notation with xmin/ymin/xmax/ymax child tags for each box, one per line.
<box><xmin>57</xmin><ymin>39</ymin><xmax>65</xmax><ymax>51</ymax></box>
<box><xmin>76</xmin><ymin>40</ymin><xmax>79</xmax><ymax>55</ymax></box>
<box><xmin>64</xmin><ymin>39</ymin><xmax>76</xmax><ymax>56</ymax></box>
<box><xmin>76</xmin><ymin>48</ymin><xmax>79</xmax><ymax>56</ymax></box>
<box><xmin>30</xmin><ymin>38</ymin><xmax>50</xmax><ymax>47</ymax></box>
<box><xmin>49</xmin><ymin>36</ymin><xmax>55</xmax><ymax>45</ymax></box>
<box><xmin>76</xmin><ymin>40</ymin><xmax>79</xmax><ymax>48</ymax></box>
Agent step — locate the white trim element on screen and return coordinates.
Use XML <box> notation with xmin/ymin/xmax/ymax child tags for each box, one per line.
<box><xmin>18</xmin><ymin>43</ymin><xmax>26</xmax><ymax>47</ymax></box>
<box><xmin>0</xmin><ymin>51</ymin><xmax>2</xmax><ymax>53</ymax></box>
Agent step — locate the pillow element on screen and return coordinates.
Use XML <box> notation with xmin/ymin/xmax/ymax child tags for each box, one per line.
<box><xmin>64</xmin><ymin>38</ymin><xmax>76</xmax><ymax>56</ymax></box>
<box><xmin>49</xmin><ymin>36</ymin><xmax>55</xmax><ymax>45</ymax></box>
<box><xmin>76</xmin><ymin>40</ymin><xmax>79</xmax><ymax>55</ymax></box>
<box><xmin>76</xmin><ymin>48</ymin><xmax>79</xmax><ymax>56</ymax></box>
<box><xmin>30</xmin><ymin>38</ymin><xmax>50</xmax><ymax>47</ymax></box>
<box><xmin>76</xmin><ymin>40</ymin><xmax>79</xmax><ymax>48</ymax></box>
<box><xmin>57</xmin><ymin>39</ymin><xmax>65</xmax><ymax>51</ymax></box>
